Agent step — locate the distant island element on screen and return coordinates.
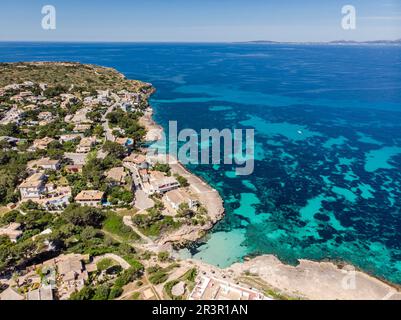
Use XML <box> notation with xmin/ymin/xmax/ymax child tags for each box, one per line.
<box><xmin>240</xmin><ymin>39</ymin><xmax>401</xmax><ymax>45</ymax></box>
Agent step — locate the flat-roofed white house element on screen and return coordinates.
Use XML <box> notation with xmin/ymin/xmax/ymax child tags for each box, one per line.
<box><xmin>123</xmin><ymin>153</ymin><xmax>148</xmax><ymax>168</ymax></box>
<box><xmin>26</xmin><ymin>286</ymin><xmax>54</xmax><ymax>301</ymax></box>
<box><xmin>75</xmin><ymin>190</ymin><xmax>104</xmax><ymax>207</ymax></box>
<box><xmin>59</xmin><ymin>134</ymin><xmax>83</xmax><ymax>143</ymax></box>
<box><xmin>73</xmin><ymin>124</ymin><xmax>91</xmax><ymax>133</ymax></box>
<box><xmin>64</xmin><ymin>152</ymin><xmax>87</xmax><ymax>166</ymax></box>
<box><xmin>28</xmin><ymin>157</ymin><xmax>60</xmax><ymax>171</ymax></box>
<box><xmin>18</xmin><ymin>173</ymin><xmax>46</xmax><ymax>199</ymax></box>
<box><xmin>149</xmin><ymin>171</ymin><xmax>180</xmax><ymax>194</ymax></box>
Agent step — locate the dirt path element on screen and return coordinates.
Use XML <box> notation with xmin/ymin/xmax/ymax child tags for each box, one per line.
<box><xmin>123</xmin><ymin>214</ymin><xmax>154</xmax><ymax>245</ymax></box>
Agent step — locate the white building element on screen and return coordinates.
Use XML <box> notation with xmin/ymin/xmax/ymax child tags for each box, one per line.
<box><xmin>28</xmin><ymin>158</ymin><xmax>60</xmax><ymax>171</ymax></box>
<box><xmin>18</xmin><ymin>173</ymin><xmax>46</xmax><ymax>199</ymax></box>
<box><xmin>59</xmin><ymin>134</ymin><xmax>83</xmax><ymax>143</ymax></box>
<box><xmin>165</xmin><ymin>189</ymin><xmax>198</xmax><ymax>210</ymax></box>
<box><xmin>149</xmin><ymin>172</ymin><xmax>180</xmax><ymax>194</ymax></box>
<box><xmin>64</xmin><ymin>152</ymin><xmax>87</xmax><ymax>166</ymax></box>
<box><xmin>75</xmin><ymin>190</ymin><xmax>104</xmax><ymax>207</ymax></box>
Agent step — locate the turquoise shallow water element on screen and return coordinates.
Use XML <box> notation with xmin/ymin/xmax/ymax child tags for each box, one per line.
<box><xmin>1</xmin><ymin>43</ymin><xmax>401</xmax><ymax>283</ymax></box>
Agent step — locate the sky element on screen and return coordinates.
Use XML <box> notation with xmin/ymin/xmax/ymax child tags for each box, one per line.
<box><xmin>0</xmin><ymin>0</ymin><xmax>400</xmax><ymax>42</ymax></box>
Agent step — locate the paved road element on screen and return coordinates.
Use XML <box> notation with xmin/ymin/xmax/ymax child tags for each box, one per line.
<box><xmin>134</xmin><ymin>190</ymin><xmax>154</xmax><ymax>211</ymax></box>
<box><xmin>102</xmin><ymin>104</ymin><xmax>116</xmax><ymax>141</ymax></box>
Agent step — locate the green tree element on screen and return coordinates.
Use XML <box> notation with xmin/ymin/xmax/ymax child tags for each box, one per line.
<box><xmin>102</xmin><ymin>141</ymin><xmax>126</xmax><ymax>159</ymax></box>
<box><xmin>64</xmin><ymin>204</ymin><xmax>105</xmax><ymax>227</ymax></box>
<box><xmin>93</xmin><ymin>125</ymin><xmax>104</xmax><ymax>137</ymax></box>
<box><xmin>153</xmin><ymin>162</ymin><xmax>170</xmax><ymax>174</ymax></box>
<box><xmin>177</xmin><ymin>203</ymin><xmax>194</xmax><ymax>218</ymax></box>
<box><xmin>176</xmin><ymin>175</ymin><xmax>189</xmax><ymax>187</ymax></box>
<box><xmin>92</xmin><ymin>285</ymin><xmax>110</xmax><ymax>300</ymax></box>
<box><xmin>157</xmin><ymin>251</ymin><xmax>170</xmax><ymax>262</ymax></box>
<box><xmin>108</xmin><ymin>286</ymin><xmax>123</xmax><ymax>300</ymax></box>
<box><xmin>70</xmin><ymin>286</ymin><xmax>94</xmax><ymax>300</ymax></box>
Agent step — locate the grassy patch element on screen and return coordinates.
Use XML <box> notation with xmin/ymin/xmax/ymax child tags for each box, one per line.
<box><xmin>148</xmin><ymin>271</ymin><xmax>169</xmax><ymax>285</ymax></box>
<box><xmin>131</xmin><ymin>292</ymin><xmax>141</xmax><ymax>300</ymax></box>
<box><xmin>0</xmin><ymin>207</ymin><xmax>11</xmax><ymax>217</ymax></box>
<box><xmin>123</xmin><ymin>255</ymin><xmax>144</xmax><ymax>269</ymax></box>
<box><xmin>140</xmin><ymin>217</ymin><xmax>182</xmax><ymax>238</ymax></box>
<box><xmin>180</xmin><ymin>268</ymin><xmax>197</xmax><ymax>283</ymax></box>
<box><xmin>103</xmin><ymin>212</ymin><xmax>140</xmax><ymax>241</ymax></box>
<box><xmin>96</xmin><ymin>258</ymin><xmax>117</xmax><ymax>271</ymax></box>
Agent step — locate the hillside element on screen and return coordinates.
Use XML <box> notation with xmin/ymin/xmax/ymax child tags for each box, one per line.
<box><xmin>0</xmin><ymin>62</ymin><xmax>149</xmax><ymax>92</ymax></box>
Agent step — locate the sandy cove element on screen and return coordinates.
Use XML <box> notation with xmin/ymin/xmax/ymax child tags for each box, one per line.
<box><xmin>139</xmin><ymin>107</ymin><xmax>164</xmax><ymax>142</ymax></box>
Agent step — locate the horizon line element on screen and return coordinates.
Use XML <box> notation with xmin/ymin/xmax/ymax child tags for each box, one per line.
<box><xmin>0</xmin><ymin>38</ymin><xmax>400</xmax><ymax>44</ymax></box>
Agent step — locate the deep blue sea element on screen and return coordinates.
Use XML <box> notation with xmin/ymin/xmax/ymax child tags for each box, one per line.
<box><xmin>1</xmin><ymin>42</ymin><xmax>401</xmax><ymax>283</ymax></box>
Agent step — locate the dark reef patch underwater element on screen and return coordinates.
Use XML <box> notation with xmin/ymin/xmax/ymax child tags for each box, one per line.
<box><xmin>1</xmin><ymin>42</ymin><xmax>401</xmax><ymax>283</ymax></box>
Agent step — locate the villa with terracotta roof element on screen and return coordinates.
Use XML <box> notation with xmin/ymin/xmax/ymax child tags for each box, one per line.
<box><xmin>29</xmin><ymin>137</ymin><xmax>54</xmax><ymax>151</ymax></box>
<box><xmin>123</xmin><ymin>153</ymin><xmax>148</xmax><ymax>166</ymax></box>
<box><xmin>76</xmin><ymin>136</ymin><xmax>96</xmax><ymax>153</ymax></box>
<box><xmin>73</xmin><ymin>124</ymin><xmax>91</xmax><ymax>133</ymax></box>
<box><xmin>75</xmin><ymin>190</ymin><xmax>104</xmax><ymax>207</ymax></box>
<box><xmin>105</xmin><ymin>167</ymin><xmax>127</xmax><ymax>186</ymax></box>
<box><xmin>64</xmin><ymin>152</ymin><xmax>87</xmax><ymax>166</ymax></box>
<box><xmin>64</xmin><ymin>164</ymin><xmax>83</xmax><ymax>173</ymax></box>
